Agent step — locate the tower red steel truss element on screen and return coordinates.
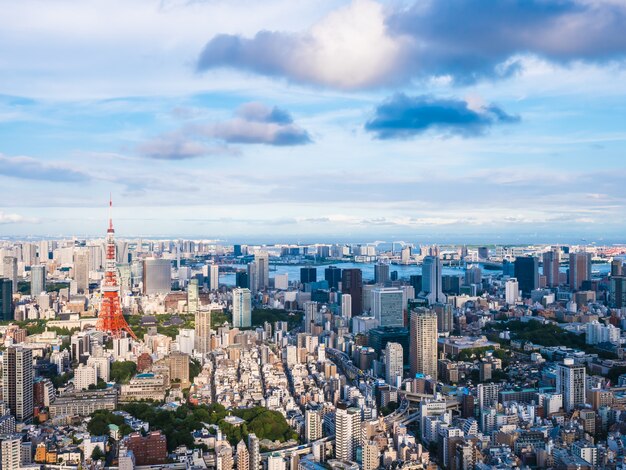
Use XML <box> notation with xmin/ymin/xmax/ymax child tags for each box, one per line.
<box><xmin>96</xmin><ymin>198</ymin><xmax>137</xmax><ymax>340</ymax></box>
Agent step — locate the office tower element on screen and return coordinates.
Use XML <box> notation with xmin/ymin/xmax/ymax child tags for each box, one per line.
<box><xmin>142</xmin><ymin>258</ymin><xmax>171</xmax><ymax>295</ymax></box>
<box><xmin>385</xmin><ymin>342</ymin><xmax>403</xmax><ymax>385</ymax></box>
<box><xmin>30</xmin><ymin>264</ymin><xmax>46</xmax><ymax>296</ymax></box>
<box><xmin>304</xmin><ymin>407</ymin><xmax>322</xmax><ymax>443</ymax></box>
<box><xmin>324</xmin><ymin>266</ymin><xmax>341</xmax><ymax>290</ymax></box>
<box><xmin>514</xmin><ymin>256</ymin><xmax>539</xmax><ymax>296</ymax></box>
<box><xmin>194</xmin><ymin>306</ymin><xmax>214</xmax><ymax>355</ymax></box>
<box><xmin>236</xmin><ymin>440</ymin><xmax>249</xmax><ymax>470</ymax></box>
<box><xmin>0</xmin><ymin>435</ymin><xmax>22</xmax><ymax>470</ymax></box>
<box><xmin>374</xmin><ymin>263</ymin><xmax>390</xmax><ymax>285</ymax></box>
<box><xmin>0</xmin><ymin>279</ymin><xmax>13</xmax><ymax>321</ymax></box>
<box><xmin>464</xmin><ymin>266</ymin><xmax>482</xmax><ymax>286</ymax></box>
<box><xmin>248</xmin><ymin>434</ymin><xmax>260</xmax><ymax>470</ymax></box>
<box><xmin>478</xmin><ymin>246</ymin><xmax>489</xmax><ymax>260</ymax></box>
<box><xmin>610</xmin><ymin>276</ymin><xmax>626</xmax><ymax>308</ymax></box>
<box><xmin>335</xmin><ymin>402</ymin><xmax>361</xmax><ymax>461</ymax></box>
<box><xmin>569</xmin><ymin>252</ymin><xmax>592</xmax><ymax>291</ymax></box>
<box><xmin>341</xmin><ymin>269</ymin><xmax>362</xmax><ymax>317</ymax></box>
<box><xmin>409</xmin><ymin>275</ymin><xmax>422</xmax><ymax>294</ymax></box>
<box><xmin>341</xmin><ymin>294</ymin><xmax>352</xmax><ymax>320</ymax></box>
<box><xmin>433</xmin><ymin>303</ymin><xmax>453</xmax><ymax>334</ymax></box>
<box><xmin>300</xmin><ymin>267</ymin><xmax>317</xmax><ymax>284</ymax></box>
<box><xmin>612</xmin><ymin>259</ymin><xmax>623</xmax><ymax>277</ymax></box>
<box><xmin>209</xmin><ymin>264</ymin><xmax>219</xmax><ymax>291</ymax></box>
<box><xmin>557</xmin><ymin>357</ymin><xmax>586</xmax><ymax>412</ymax></box>
<box><xmin>542</xmin><ymin>249</ymin><xmax>560</xmax><ymax>287</ymax></box>
<box><xmin>274</xmin><ymin>274</ymin><xmax>288</xmax><ymax>290</ymax></box>
<box><xmin>422</xmin><ymin>256</ymin><xmax>446</xmax><ymax>304</ymax></box>
<box><xmin>505</xmin><ymin>278</ymin><xmax>519</xmax><ymax>305</ymax></box>
<box><xmin>2</xmin><ymin>346</ymin><xmax>33</xmax><ymax>422</ymax></box>
<box><xmin>254</xmin><ymin>252</ymin><xmax>269</xmax><ymax>291</ymax></box>
<box><xmin>73</xmin><ymin>250</ymin><xmax>89</xmax><ymax>294</ymax></box>
<box><xmin>188</xmin><ymin>278</ymin><xmax>199</xmax><ymax>315</ymax></box>
<box><xmin>247</xmin><ymin>262</ymin><xmax>258</xmax><ymax>294</ymax></box>
<box><xmin>400</xmin><ymin>246</ymin><xmax>411</xmax><ymax>264</ymax></box>
<box><xmin>236</xmin><ymin>271</ymin><xmax>249</xmax><ymax>289</ymax></box>
<box><xmin>232</xmin><ymin>288</ymin><xmax>252</xmax><ymax>328</ymax></box>
<box><xmin>74</xmin><ymin>364</ymin><xmax>97</xmax><ymax>390</ymax></box>
<box><xmin>371</xmin><ymin>287</ymin><xmax>404</xmax><ymax>328</ymax></box>
<box><xmin>233</xmin><ymin>244</ymin><xmax>242</xmax><ymax>257</ymax></box>
<box><xmin>502</xmin><ymin>259</ymin><xmax>515</xmax><ymax>277</ymax></box>
<box><xmin>409</xmin><ymin>308</ymin><xmax>438</xmax><ymax>380</ymax></box>
<box><xmin>2</xmin><ymin>257</ymin><xmax>17</xmax><ymax>294</ymax></box>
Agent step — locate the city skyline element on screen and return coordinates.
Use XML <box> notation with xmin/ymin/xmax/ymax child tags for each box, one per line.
<box><xmin>1</xmin><ymin>0</ymin><xmax>626</xmax><ymax>239</ymax></box>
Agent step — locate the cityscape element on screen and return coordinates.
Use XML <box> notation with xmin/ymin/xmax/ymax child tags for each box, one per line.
<box><xmin>2</xmin><ymin>1</ymin><xmax>626</xmax><ymax>470</ymax></box>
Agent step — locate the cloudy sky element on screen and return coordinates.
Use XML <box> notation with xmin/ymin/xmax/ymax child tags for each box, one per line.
<box><xmin>1</xmin><ymin>0</ymin><xmax>626</xmax><ymax>242</ymax></box>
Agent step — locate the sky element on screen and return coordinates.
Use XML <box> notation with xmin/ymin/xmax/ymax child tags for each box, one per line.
<box><xmin>1</xmin><ymin>0</ymin><xmax>626</xmax><ymax>243</ymax></box>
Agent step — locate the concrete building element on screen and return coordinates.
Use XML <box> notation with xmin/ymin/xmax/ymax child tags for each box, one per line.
<box><xmin>422</xmin><ymin>256</ymin><xmax>446</xmax><ymax>304</ymax></box>
<box><xmin>557</xmin><ymin>358</ymin><xmax>586</xmax><ymax>412</ymax></box>
<box><xmin>385</xmin><ymin>342</ymin><xmax>403</xmax><ymax>386</ymax></box>
<box><xmin>30</xmin><ymin>264</ymin><xmax>46</xmax><ymax>296</ymax></box>
<box><xmin>2</xmin><ymin>346</ymin><xmax>33</xmax><ymax>422</ymax></box>
<box><xmin>409</xmin><ymin>308</ymin><xmax>438</xmax><ymax>380</ymax></box>
<box><xmin>232</xmin><ymin>288</ymin><xmax>252</xmax><ymax>328</ymax></box>
<box><xmin>74</xmin><ymin>250</ymin><xmax>90</xmax><ymax>294</ymax></box>
<box><xmin>335</xmin><ymin>402</ymin><xmax>361</xmax><ymax>462</ymax></box>
<box><xmin>2</xmin><ymin>257</ymin><xmax>17</xmax><ymax>294</ymax></box>
<box><xmin>371</xmin><ymin>287</ymin><xmax>404</xmax><ymax>328</ymax></box>
<box><xmin>142</xmin><ymin>258</ymin><xmax>171</xmax><ymax>295</ymax></box>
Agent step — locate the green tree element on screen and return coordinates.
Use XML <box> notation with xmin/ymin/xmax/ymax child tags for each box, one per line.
<box><xmin>110</xmin><ymin>361</ymin><xmax>137</xmax><ymax>384</ymax></box>
<box><xmin>91</xmin><ymin>446</ymin><xmax>105</xmax><ymax>461</ymax></box>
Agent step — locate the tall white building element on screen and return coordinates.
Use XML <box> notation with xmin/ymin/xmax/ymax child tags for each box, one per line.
<box><xmin>422</xmin><ymin>256</ymin><xmax>446</xmax><ymax>304</ymax></box>
<box><xmin>341</xmin><ymin>294</ymin><xmax>352</xmax><ymax>321</ymax></box>
<box><xmin>372</xmin><ymin>287</ymin><xmax>404</xmax><ymax>328</ymax></box>
<box><xmin>232</xmin><ymin>288</ymin><xmax>252</xmax><ymax>328</ymax></box>
<box><xmin>385</xmin><ymin>342</ymin><xmax>403</xmax><ymax>386</ymax></box>
<box><xmin>142</xmin><ymin>258</ymin><xmax>171</xmax><ymax>295</ymax></box>
<box><xmin>586</xmin><ymin>321</ymin><xmax>620</xmax><ymax>345</ymax></box>
<box><xmin>188</xmin><ymin>278</ymin><xmax>199</xmax><ymax>315</ymax></box>
<box><xmin>196</xmin><ymin>305</ymin><xmax>221</xmax><ymax>354</ymax></box>
<box><xmin>209</xmin><ymin>264</ymin><xmax>219</xmax><ymax>291</ymax></box>
<box><xmin>505</xmin><ymin>278</ymin><xmax>519</xmax><ymax>305</ymax></box>
<box><xmin>74</xmin><ymin>364</ymin><xmax>98</xmax><ymax>390</ymax></box>
<box><xmin>557</xmin><ymin>357</ymin><xmax>586</xmax><ymax>412</ymax></box>
<box><xmin>335</xmin><ymin>402</ymin><xmax>361</xmax><ymax>462</ymax></box>
<box><xmin>304</xmin><ymin>407</ymin><xmax>322</xmax><ymax>443</ymax></box>
<box><xmin>30</xmin><ymin>264</ymin><xmax>46</xmax><ymax>297</ymax></box>
<box><xmin>266</xmin><ymin>454</ymin><xmax>285</xmax><ymax>470</ymax></box>
<box><xmin>2</xmin><ymin>346</ymin><xmax>33</xmax><ymax>422</ymax></box>
<box><xmin>2</xmin><ymin>257</ymin><xmax>17</xmax><ymax>294</ymax></box>
<box><xmin>73</xmin><ymin>250</ymin><xmax>90</xmax><ymax>294</ymax></box>
<box><xmin>0</xmin><ymin>434</ymin><xmax>22</xmax><ymax>470</ymax></box>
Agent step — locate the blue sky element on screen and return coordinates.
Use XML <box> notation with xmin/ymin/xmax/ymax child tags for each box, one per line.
<box><xmin>1</xmin><ymin>0</ymin><xmax>626</xmax><ymax>242</ymax></box>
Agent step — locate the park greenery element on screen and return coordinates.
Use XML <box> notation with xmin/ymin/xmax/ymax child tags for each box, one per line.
<box><xmin>110</xmin><ymin>361</ymin><xmax>137</xmax><ymax>384</ymax></box>
<box><xmin>89</xmin><ymin>402</ymin><xmax>298</xmax><ymax>451</ymax></box>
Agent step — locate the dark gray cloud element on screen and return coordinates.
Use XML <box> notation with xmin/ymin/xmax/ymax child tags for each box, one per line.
<box><xmin>0</xmin><ymin>154</ymin><xmax>89</xmax><ymax>182</ymax></box>
<box><xmin>196</xmin><ymin>0</ymin><xmax>626</xmax><ymax>88</ymax></box>
<box><xmin>365</xmin><ymin>94</ymin><xmax>519</xmax><ymax>139</ymax></box>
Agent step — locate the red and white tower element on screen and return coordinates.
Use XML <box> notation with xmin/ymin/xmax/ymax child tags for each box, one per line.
<box><xmin>96</xmin><ymin>197</ymin><xmax>137</xmax><ymax>339</ymax></box>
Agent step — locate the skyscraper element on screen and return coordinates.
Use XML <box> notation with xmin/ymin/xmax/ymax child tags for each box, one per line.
<box><xmin>557</xmin><ymin>357</ymin><xmax>586</xmax><ymax>412</ymax></box>
<box><xmin>142</xmin><ymin>258</ymin><xmax>172</xmax><ymax>295</ymax></box>
<box><xmin>209</xmin><ymin>264</ymin><xmax>219</xmax><ymax>291</ymax></box>
<box><xmin>195</xmin><ymin>305</ymin><xmax>221</xmax><ymax>354</ymax></box>
<box><xmin>542</xmin><ymin>248</ymin><xmax>560</xmax><ymax>287</ymax></box>
<box><xmin>30</xmin><ymin>264</ymin><xmax>46</xmax><ymax>296</ymax></box>
<box><xmin>385</xmin><ymin>342</ymin><xmax>403</xmax><ymax>386</ymax></box>
<box><xmin>300</xmin><ymin>267</ymin><xmax>317</xmax><ymax>284</ymax></box>
<box><xmin>0</xmin><ymin>278</ymin><xmax>13</xmax><ymax>321</ymax></box>
<box><xmin>0</xmin><ymin>435</ymin><xmax>22</xmax><ymax>470</ymax></box>
<box><xmin>324</xmin><ymin>266</ymin><xmax>341</xmax><ymax>290</ymax></box>
<box><xmin>569</xmin><ymin>252</ymin><xmax>592</xmax><ymax>291</ymax></box>
<box><xmin>514</xmin><ymin>256</ymin><xmax>539</xmax><ymax>296</ymax></box>
<box><xmin>433</xmin><ymin>303</ymin><xmax>453</xmax><ymax>334</ymax></box>
<box><xmin>422</xmin><ymin>256</ymin><xmax>446</xmax><ymax>304</ymax></box>
<box><xmin>248</xmin><ymin>433</ymin><xmax>260</xmax><ymax>470</ymax></box>
<box><xmin>236</xmin><ymin>271</ymin><xmax>249</xmax><ymax>289</ymax></box>
<box><xmin>232</xmin><ymin>288</ymin><xmax>252</xmax><ymax>328</ymax></box>
<box><xmin>505</xmin><ymin>278</ymin><xmax>519</xmax><ymax>305</ymax></box>
<box><xmin>304</xmin><ymin>406</ymin><xmax>322</xmax><ymax>443</ymax></box>
<box><xmin>247</xmin><ymin>262</ymin><xmax>257</xmax><ymax>294</ymax></box>
<box><xmin>254</xmin><ymin>252</ymin><xmax>269</xmax><ymax>291</ymax></box>
<box><xmin>341</xmin><ymin>294</ymin><xmax>352</xmax><ymax>320</ymax></box>
<box><xmin>2</xmin><ymin>257</ymin><xmax>17</xmax><ymax>294</ymax></box>
<box><xmin>341</xmin><ymin>269</ymin><xmax>362</xmax><ymax>317</ymax></box>
<box><xmin>2</xmin><ymin>346</ymin><xmax>33</xmax><ymax>422</ymax></box>
<box><xmin>374</xmin><ymin>263</ymin><xmax>390</xmax><ymax>285</ymax></box>
<box><xmin>371</xmin><ymin>287</ymin><xmax>404</xmax><ymax>328</ymax></box>
<box><xmin>74</xmin><ymin>250</ymin><xmax>90</xmax><ymax>294</ymax></box>
<box><xmin>187</xmin><ymin>278</ymin><xmax>199</xmax><ymax>315</ymax></box>
<box><xmin>335</xmin><ymin>402</ymin><xmax>361</xmax><ymax>461</ymax></box>
<box><xmin>409</xmin><ymin>308</ymin><xmax>438</xmax><ymax>380</ymax></box>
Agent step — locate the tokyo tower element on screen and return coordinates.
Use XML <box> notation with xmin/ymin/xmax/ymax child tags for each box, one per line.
<box><xmin>96</xmin><ymin>198</ymin><xmax>137</xmax><ymax>340</ymax></box>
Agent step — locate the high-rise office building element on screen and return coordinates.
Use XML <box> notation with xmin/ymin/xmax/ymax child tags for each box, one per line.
<box><xmin>385</xmin><ymin>342</ymin><xmax>403</xmax><ymax>386</ymax></box>
<box><xmin>374</xmin><ymin>263</ymin><xmax>390</xmax><ymax>285</ymax></box>
<box><xmin>247</xmin><ymin>262</ymin><xmax>257</xmax><ymax>293</ymax></box>
<box><xmin>611</xmin><ymin>259</ymin><xmax>623</xmax><ymax>277</ymax></box>
<box><xmin>341</xmin><ymin>269</ymin><xmax>362</xmax><ymax>317</ymax></box>
<box><xmin>187</xmin><ymin>278</ymin><xmax>199</xmax><ymax>315</ymax></box>
<box><xmin>505</xmin><ymin>278</ymin><xmax>519</xmax><ymax>305</ymax></box>
<box><xmin>433</xmin><ymin>303</ymin><xmax>453</xmax><ymax>334</ymax></box>
<box><xmin>610</xmin><ymin>276</ymin><xmax>626</xmax><ymax>308</ymax></box>
<box><xmin>335</xmin><ymin>402</ymin><xmax>361</xmax><ymax>461</ymax></box>
<box><xmin>209</xmin><ymin>264</ymin><xmax>219</xmax><ymax>291</ymax></box>
<box><xmin>371</xmin><ymin>287</ymin><xmax>404</xmax><ymax>328</ymax></box>
<box><xmin>464</xmin><ymin>266</ymin><xmax>482</xmax><ymax>286</ymax></box>
<box><xmin>557</xmin><ymin>357</ymin><xmax>586</xmax><ymax>412</ymax></box>
<box><xmin>142</xmin><ymin>258</ymin><xmax>171</xmax><ymax>295</ymax></box>
<box><xmin>300</xmin><ymin>267</ymin><xmax>317</xmax><ymax>284</ymax></box>
<box><xmin>254</xmin><ymin>252</ymin><xmax>269</xmax><ymax>291</ymax></box>
<box><xmin>74</xmin><ymin>251</ymin><xmax>90</xmax><ymax>294</ymax></box>
<box><xmin>195</xmin><ymin>305</ymin><xmax>220</xmax><ymax>354</ymax></box>
<box><xmin>232</xmin><ymin>288</ymin><xmax>252</xmax><ymax>328</ymax></box>
<box><xmin>422</xmin><ymin>256</ymin><xmax>446</xmax><ymax>304</ymax></box>
<box><xmin>542</xmin><ymin>249</ymin><xmax>560</xmax><ymax>287</ymax></box>
<box><xmin>236</xmin><ymin>271</ymin><xmax>249</xmax><ymax>289</ymax></box>
<box><xmin>2</xmin><ymin>257</ymin><xmax>17</xmax><ymax>294</ymax></box>
<box><xmin>341</xmin><ymin>294</ymin><xmax>352</xmax><ymax>320</ymax></box>
<box><xmin>514</xmin><ymin>256</ymin><xmax>539</xmax><ymax>296</ymax></box>
<box><xmin>569</xmin><ymin>252</ymin><xmax>592</xmax><ymax>291</ymax></box>
<box><xmin>324</xmin><ymin>266</ymin><xmax>341</xmax><ymax>290</ymax></box>
<box><xmin>409</xmin><ymin>308</ymin><xmax>438</xmax><ymax>380</ymax></box>
<box><xmin>2</xmin><ymin>346</ymin><xmax>33</xmax><ymax>422</ymax></box>
<box><xmin>0</xmin><ymin>279</ymin><xmax>13</xmax><ymax>321</ymax></box>
<box><xmin>30</xmin><ymin>264</ymin><xmax>46</xmax><ymax>296</ymax></box>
